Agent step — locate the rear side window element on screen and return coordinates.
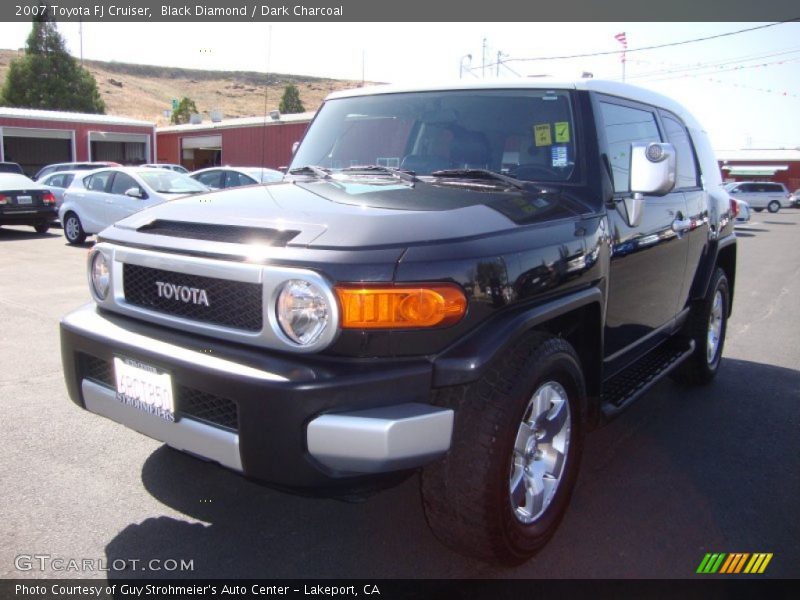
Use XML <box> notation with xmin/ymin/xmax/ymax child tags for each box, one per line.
<box><xmin>195</xmin><ymin>170</ymin><xmax>222</xmax><ymax>188</ymax></box>
<box><xmin>600</xmin><ymin>101</ymin><xmax>661</xmax><ymax>193</ymax></box>
<box><xmin>225</xmin><ymin>171</ymin><xmax>256</xmax><ymax>187</ymax></box>
<box><xmin>660</xmin><ymin>112</ymin><xmax>699</xmax><ymax>189</ymax></box>
<box><xmin>46</xmin><ymin>174</ymin><xmax>65</xmax><ymax>187</ymax></box>
<box><xmin>84</xmin><ymin>171</ymin><xmax>114</xmax><ymax>192</ymax></box>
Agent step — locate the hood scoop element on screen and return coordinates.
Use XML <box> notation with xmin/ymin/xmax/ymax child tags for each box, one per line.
<box><xmin>137</xmin><ymin>220</ymin><xmax>301</xmax><ymax>247</ymax></box>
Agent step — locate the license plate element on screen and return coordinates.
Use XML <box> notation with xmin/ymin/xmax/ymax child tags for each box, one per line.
<box><xmin>17</xmin><ymin>195</ymin><xmax>32</xmax><ymax>204</ymax></box>
<box><xmin>113</xmin><ymin>357</ymin><xmax>175</xmax><ymax>421</ymax></box>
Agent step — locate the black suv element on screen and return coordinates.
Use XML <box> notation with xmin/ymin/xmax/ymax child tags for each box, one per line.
<box><xmin>60</xmin><ymin>80</ymin><xmax>736</xmax><ymax>564</ymax></box>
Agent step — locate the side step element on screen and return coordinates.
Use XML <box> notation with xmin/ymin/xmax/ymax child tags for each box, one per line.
<box><xmin>600</xmin><ymin>338</ymin><xmax>695</xmax><ymax>418</ymax></box>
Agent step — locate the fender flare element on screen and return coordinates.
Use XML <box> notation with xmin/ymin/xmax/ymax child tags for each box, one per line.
<box><xmin>432</xmin><ymin>286</ymin><xmax>603</xmax><ymax>387</ymax></box>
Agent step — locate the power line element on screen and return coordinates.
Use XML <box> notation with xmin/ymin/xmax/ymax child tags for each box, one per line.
<box><xmin>495</xmin><ymin>21</ymin><xmax>796</xmax><ymax>66</ymax></box>
<box><xmin>627</xmin><ymin>47</ymin><xmax>800</xmax><ymax>80</ymax></box>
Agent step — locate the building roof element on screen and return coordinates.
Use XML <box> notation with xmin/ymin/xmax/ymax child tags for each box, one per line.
<box><xmin>157</xmin><ymin>111</ymin><xmax>316</xmax><ymax>133</ymax></box>
<box><xmin>716</xmin><ymin>149</ymin><xmax>800</xmax><ymax>162</ymax></box>
<box><xmin>0</xmin><ymin>106</ymin><xmax>153</xmax><ymax>127</ymax></box>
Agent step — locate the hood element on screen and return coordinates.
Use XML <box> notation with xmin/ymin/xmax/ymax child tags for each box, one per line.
<box><xmin>112</xmin><ymin>177</ymin><xmax>580</xmax><ymax>250</ymax></box>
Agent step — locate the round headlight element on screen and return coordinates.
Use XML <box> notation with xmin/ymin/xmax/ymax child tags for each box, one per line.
<box><xmin>90</xmin><ymin>251</ymin><xmax>110</xmax><ymax>300</ymax></box>
<box><xmin>276</xmin><ymin>279</ymin><xmax>331</xmax><ymax>346</ymax></box>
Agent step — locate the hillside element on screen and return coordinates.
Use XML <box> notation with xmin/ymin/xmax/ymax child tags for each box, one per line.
<box><xmin>0</xmin><ymin>49</ymin><xmax>363</xmax><ymax>125</ymax></box>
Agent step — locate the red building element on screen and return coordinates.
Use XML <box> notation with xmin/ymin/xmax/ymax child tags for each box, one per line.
<box><xmin>0</xmin><ymin>107</ymin><xmax>155</xmax><ymax>177</ymax></box>
<box><xmin>156</xmin><ymin>112</ymin><xmax>315</xmax><ymax>171</ymax></box>
<box><xmin>717</xmin><ymin>149</ymin><xmax>800</xmax><ymax>192</ymax></box>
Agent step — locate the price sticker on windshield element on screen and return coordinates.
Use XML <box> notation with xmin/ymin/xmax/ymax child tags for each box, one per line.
<box><xmin>534</xmin><ymin>124</ymin><xmax>552</xmax><ymax>147</ymax></box>
<box><xmin>555</xmin><ymin>122</ymin><xmax>571</xmax><ymax>143</ymax></box>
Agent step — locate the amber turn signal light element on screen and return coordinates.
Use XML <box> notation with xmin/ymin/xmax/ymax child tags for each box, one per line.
<box><xmin>335</xmin><ymin>284</ymin><xmax>467</xmax><ymax>329</ymax></box>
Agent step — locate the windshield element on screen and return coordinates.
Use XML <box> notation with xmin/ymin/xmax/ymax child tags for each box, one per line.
<box><xmin>137</xmin><ymin>170</ymin><xmax>208</xmax><ymax>194</ymax></box>
<box><xmin>291</xmin><ymin>89</ymin><xmax>578</xmax><ymax>183</ymax></box>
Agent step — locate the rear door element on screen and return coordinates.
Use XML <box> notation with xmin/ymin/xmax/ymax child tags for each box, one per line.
<box><xmin>74</xmin><ymin>171</ymin><xmax>115</xmax><ymax>233</ymax></box>
<box><xmin>597</xmin><ymin>97</ymin><xmax>690</xmax><ymax>365</ymax></box>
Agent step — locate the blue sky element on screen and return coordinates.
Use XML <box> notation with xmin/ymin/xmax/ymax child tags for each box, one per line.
<box><xmin>2</xmin><ymin>21</ymin><xmax>799</xmax><ymax>150</ymax></box>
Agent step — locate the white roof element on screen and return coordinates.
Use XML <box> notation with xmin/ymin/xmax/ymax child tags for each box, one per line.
<box><xmin>716</xmin><ymin>149</ymin><xmax>800</xmax><ymax>162</ymax></box>
<box><xmin>0</xmin><ymin>106</ymin><xmax>153</xmax><ymax>127</ymax></box>
<box><xmin>325</xmin><ymin>79</ymin><xmax>703</xmax><ymax>131</ymax></box>
<box><xmin>157</xmin><ymin>111</ymin><xmax>316</xmax><ymax>133</ymax></box>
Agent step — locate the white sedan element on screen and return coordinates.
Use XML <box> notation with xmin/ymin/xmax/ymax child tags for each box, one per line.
<box><xmin>190</xmin><ymin>166</ymin><xmax>284</xmax><ymax>190</ymax></box>
<box><xmin>58</xmin><ymin>167</ymin><xmax>209</xmax><ymax>244</ymax></box>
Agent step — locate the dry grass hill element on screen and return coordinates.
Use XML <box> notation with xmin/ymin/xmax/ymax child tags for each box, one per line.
<box><xmin>0</xmin><ymin>49</ymin><xmax>364</xmax><ymax>125</ymax></box>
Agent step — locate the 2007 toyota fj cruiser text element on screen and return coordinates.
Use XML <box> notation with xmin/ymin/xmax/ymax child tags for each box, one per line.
<box><xmin>61</xmin><ymin>80</ymin><xmax>736</xmax><ymax>564</ymax></box>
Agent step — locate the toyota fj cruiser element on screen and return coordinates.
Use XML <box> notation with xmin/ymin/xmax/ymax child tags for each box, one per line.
<box><xmin>61</xmin><ymin>80</ymin><xmax>736</xmax><ymax>564</ymax></box>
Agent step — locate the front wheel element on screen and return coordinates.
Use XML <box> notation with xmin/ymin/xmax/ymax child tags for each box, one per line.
<box><xmin>421</xmin><ymin>333</ymin><xmax>585</xmax><ymax>564</ymax></box>
<box><xmin>63</xmin><ymin>212</ymin><xmax>87</xmax><ymax>245</ymax></box>
<box><xmin>767</xmin><ymin>200</ymin><xmax>780</xmax><ymax>213</ymax></box>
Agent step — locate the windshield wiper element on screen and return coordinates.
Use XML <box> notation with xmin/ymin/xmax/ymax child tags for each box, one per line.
<box><xmin>288</xmin><ymin>165</ymin><xmax>331</xmax><ymax>179</ymax></box>
<box><xmin>339</xmin><ymin>165</ymin><xmax>418</xmax><ymax>183</ymax></box>
<box><xmin>430</xmin><ymin>169</ymin><xmax>526</xmax><ymax>190</ymax></box>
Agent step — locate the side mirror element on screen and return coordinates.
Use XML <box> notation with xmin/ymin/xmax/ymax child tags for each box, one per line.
<box><xmin>622</xmin><ymin>142</ymin><xmax>676</xmax><ymax>227</ymax></box>
<box><xmin>124</xmin><ymin>187</ymin><xmax>144</xmax><ymax>199</ymax></box>
<box><xmin>291</xmin><ymin>141</ymin><xmax>300</xmax><ymax>155</ymax></box>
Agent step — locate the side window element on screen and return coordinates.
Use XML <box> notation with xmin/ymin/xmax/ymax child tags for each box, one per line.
<box><xmin>85</xmin><ymin>171</ymin><xmax>114</xmax><ymax>192</ymax></box>
<box><xmin>195</xmin><ymin>170</ymin><xmax>221</xmax><ymax>188</ymax></box>
<box><xmin>600</xmin><ymin>101</ymin><xmax>661</xmax><ymax>193</ymax></box>
<box><xmin>63</xmin><ymin>174</ymin><xmax>75</xmax><ymax>187</ymax></box>
<box><xmin>47</xmin><ymin>174</ymin><xmax>64</xmax><ymax>188</ymax></box>
<box><xmin>661</xmin><ymin>113</ymin><xmax>698</xmax><ymax>189</ymax></box>
<box><xmin>110</xmin><ymin>172</ymin><xmax>140</xmax><ymax>196</ymax></box>
<box><xmin>225</xmin><ymin>171</ymin><xmax>253</xmax><ymax>187</ymax></box>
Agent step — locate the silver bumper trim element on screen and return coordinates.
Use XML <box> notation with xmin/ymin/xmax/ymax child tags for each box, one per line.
<box><xmin>81</xmin><ymin>380</ymin><xmax>243</xmax><ymax>472</ymax></box>
<box><xmin>306</xmin><ymin>403</ymin><xmax>453</xmax><ymax>474</ymax></box>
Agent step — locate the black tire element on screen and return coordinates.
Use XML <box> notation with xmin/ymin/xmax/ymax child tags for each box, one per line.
<box><xmin>767</xmin><ymin>200</ymin><xmax>780</xmax><ymax>213</ymax></box>
<box><xmin>63</xmin><ymin>212</ymin><xmax>87</xmax><ymax>245</ymax></box>
<box><xmin>33</xmin><ymin>222</ymin><xmax>50</xmax><ymax>234</ymax></box>
<box><xmin>672</xmin><ymin>268</ymin><xmax>729</xmax><ymax>386</ymax></box>
<box><xmin>753</xmin><ymin>208</ymin><xmax>763</xmax><ymax>213</ymax></box>
<box><xmin>421</xmin><ymin>332</ymin><xmax>585</xmax><ymax>564</ymax></box>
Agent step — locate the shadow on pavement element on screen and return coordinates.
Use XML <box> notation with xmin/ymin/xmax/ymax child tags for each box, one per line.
<box><xmin>104</xmin><ymin>358</ymin><xmax>799</xmax><ymax>579</ymax></box>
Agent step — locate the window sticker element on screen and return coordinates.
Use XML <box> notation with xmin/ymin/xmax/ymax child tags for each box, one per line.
<box><xmin>534</xmin><ymin>123</ymin><xmax>552</xmax><ymax>147</ymax></box>
<box><xmin>554</xmin><ymin>121</ymin><xmax>570</xmax><ymax>143</ymax></box>
<box><xmin>551</xmin><ymin>146</ymin><xmax>568</xmax><ymax>168</ymax></box>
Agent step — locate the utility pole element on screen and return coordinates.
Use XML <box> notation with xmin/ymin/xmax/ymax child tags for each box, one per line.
<box><xmin>481</xmin><ymin>38</ymin><xmax>487</xmax><ymax>78</ymax></box>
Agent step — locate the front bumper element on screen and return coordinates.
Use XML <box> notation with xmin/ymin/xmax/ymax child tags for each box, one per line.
<box><xmin>61</xmin><ymin>304</ymin><xmax>453</xmax><ymax>489</ymax></box>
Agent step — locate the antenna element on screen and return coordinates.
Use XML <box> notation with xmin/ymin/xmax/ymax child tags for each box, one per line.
<box><xmin>260</xmin><ymin>24</ymin><xmax>273</xmax><ymax>169</ymax></box>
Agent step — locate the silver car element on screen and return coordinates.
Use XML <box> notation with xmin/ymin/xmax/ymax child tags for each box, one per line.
<box><xmin>58</xmin><ymin>167</ymin><xmax>209</xmax><ymax>244</ymax></box>
<box><xmin>38</xmin><ymin>170</ymin><xmax>82</xmax><ymax>213</ymax></box>
<box><xmin>190</xmin><ymin>166</ymin><xmax>284</xmax><ymax>190</ymax></box>
<box><xmin>723</xmin><ymin>181</ymin><xmax>792</xmax><ymax>213</ymax></box>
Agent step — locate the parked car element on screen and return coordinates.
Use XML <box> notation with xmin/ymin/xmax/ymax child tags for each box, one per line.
<box><xmin>0</xmin><ymin>161</ymin><xmax>24</xmax><ymax>175</ymax></box>
<box><xmin>190</xmin><ymin>166</ymin><xmax>284</xmax><ymax>190</ymax></box>
<box><xmin>723</xmin><ymin>181</ymin><xmax>792</xmax><ymax>213</ymax></box>
<box><xmin>730</xmin><ymin>196</ymin><xmax>751</xmax><ymax>223</ymax></box>
<box><xmin>61</xmin><ymin>79</ymin><xmax>736</xmax><ymax>564</ymax></box>
<box><xmin>0</xmin><ymin>173</ymin><xmax>57</xmax><ymax>233</ymax></box>
<box><xmin>34</xmin><ymin>161</ymin><xmax>121</xmax><ymax>181</ymax></box>
<box><xmin>38</xmin><ymin>170</ymin><xmax>82</xmax><ymax>212</ymax></box>
<box><xmin>142</xmin><ymin>163</ymin><xmax>190</xmax><ymax>174</ymax></box>
<box><xmin>58</xmin><ymin>167</ymin><xmax>209</xmax><ymax>244</ymax></box>
<box><xmin>792</xmin><ymin>189</ymin><xmax>800</xmax><ymax>207</ymax></box>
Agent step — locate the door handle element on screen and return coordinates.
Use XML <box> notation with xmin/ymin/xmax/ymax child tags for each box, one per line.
<box><xmin>672</xmin><ymin>218</ymin><xmax>692</xmax><ymax>233</ymax></box>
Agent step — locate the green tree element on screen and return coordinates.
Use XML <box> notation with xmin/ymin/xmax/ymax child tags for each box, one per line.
<box><xmin>279</xmin><ymin>84</ymin><xmax>305</xmax><ymax>114</ymax></box>
<box><xmin>170</xmin><ymin>96</ymin><xmax>199</xmax><ymax>125</ymax></box>
<box><xmin>0</xmin><ymin>14</ymin><xmax>105</xmax><ymax>113</ymax></box>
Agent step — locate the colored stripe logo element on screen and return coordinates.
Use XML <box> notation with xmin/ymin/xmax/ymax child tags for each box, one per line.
<box><xmin>697</xmin><ymin>553</ymin><xmax>773</xmax><ymax>574</ymax></box>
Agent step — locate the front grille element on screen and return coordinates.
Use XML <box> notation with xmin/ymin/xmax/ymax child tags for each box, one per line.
<box><xmin>138</xmin><ymin>220</ymin><xmax>299</xmax><ymax>246</ymax></box>
<box><xmin>122</xmin><ymin>264</ymin><xmax>263</xmax><ymax>331</ymax></box>
<box><xmin>77</xmin><ymin>353</ymin><xmax>238</xmax><ymax>431</ymax></box>
<box><xmin>177</xmin><ymin>386</ymin><xmax>238</xmax><ymax>431</ymax></box>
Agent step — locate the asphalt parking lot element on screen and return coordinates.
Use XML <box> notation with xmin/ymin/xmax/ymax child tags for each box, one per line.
<box><xmin>1</xmin><ymin>210</ymin><xmax>798</xmax><ymax>581</ymax></box>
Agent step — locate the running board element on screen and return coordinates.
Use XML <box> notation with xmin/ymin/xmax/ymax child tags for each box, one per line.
<box><xmin>600</xmin><ymin>339</ymin><xmax>695</xmax><ymax>417</ymax></box>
